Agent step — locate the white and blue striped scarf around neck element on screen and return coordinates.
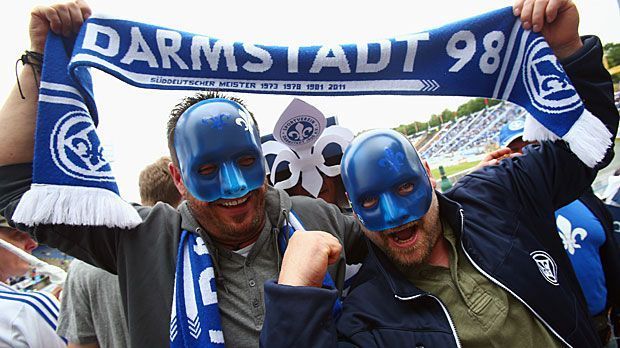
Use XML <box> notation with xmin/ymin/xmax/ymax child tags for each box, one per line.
<box><xmin>171</xmin><ymin>210</ymin><xmax>339</xmax><ymax>347</ymax></box>
<box><xmin>13</xmin><ymin>6</ymin><xmax>611</xmax><ymax>230</ymax></box>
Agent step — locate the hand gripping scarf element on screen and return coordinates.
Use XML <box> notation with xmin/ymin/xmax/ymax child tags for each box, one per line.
<box><xmin>12</xmin><ymin>6</ymin><xmax>611</xmax><ymax>228</ymax></box>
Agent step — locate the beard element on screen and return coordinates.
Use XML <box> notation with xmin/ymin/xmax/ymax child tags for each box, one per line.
<box><xmin>363</xmin><ymin>192</ymin><xmax>443</xmax><ymax>269</ymax></box>
<box><xmin>187</xmin><ymin>184</ymin><xmax>267</xmax><ymax>249</ymax></box>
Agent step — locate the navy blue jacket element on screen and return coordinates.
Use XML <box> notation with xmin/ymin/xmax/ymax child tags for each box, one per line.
<box><xmin>260</xmin><ymin>36</ymin><xmax>618</xmax><ymax>348</ymax></box>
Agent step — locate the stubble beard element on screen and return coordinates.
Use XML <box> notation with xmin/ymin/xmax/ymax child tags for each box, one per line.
<box><xmin>364</xmin><ymin>193</ymin><xmax>442</xmax><ymax>269</ymax></box>
<box><xmin>188</xmin><ymin>185</ymin><xmax>267</xmax><ymax>247</ymax></box>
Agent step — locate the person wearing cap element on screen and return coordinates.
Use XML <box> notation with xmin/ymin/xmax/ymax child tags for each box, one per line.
<box><xmin>259</xmin><ymin>1</ymin><xmax>620</xmax><ymax>347</ymax></box>
<box><xmin>0</xmin><ymin>2</ymin><xmax>365</xmax><ymax>347</ymax></box>
<box><xmin>0</xmin><ymin>215</ymin><xmax>66</xmax><ymax>348</ymax></box>
<box><xmin>488</xmin><ymin>117</ymin><xmax>620</xmax><ymax>346</ymax></box>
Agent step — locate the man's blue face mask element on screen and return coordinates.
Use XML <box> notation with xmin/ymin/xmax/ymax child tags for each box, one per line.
<box><xmin>174</xmin><ymin>98</ymin><xmax>265</xmax><ymax>202</ymax></box>
<box><xmin>341</xmin><ymin>129</ymin><xmax>433</xmax><ymax>232</ymax></box>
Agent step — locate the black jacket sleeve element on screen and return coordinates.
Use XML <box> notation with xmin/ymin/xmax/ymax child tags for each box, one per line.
<box><xmin>464</xmin><ymin>36</ymin><xmax>618</xmax><ymax>214</ymax></box>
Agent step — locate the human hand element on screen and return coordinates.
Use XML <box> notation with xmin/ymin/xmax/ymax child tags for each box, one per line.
<box><xmin>29</xmin><ymin>0</ymin><xmax>91</xmax><ymax>53</ymax></box>
<box><xmin>50</xmin><ymin>285</ymin><xmax>63</xmax><ymax>300</ymax></box>
<box><xmin>278</xmin><ymin>231</ymin><xmax>342</xmax><ymax>288</ymax></box>
<box><xmin>513</xmin><ymin>0</ymin><xmax>582</xmax><ymax>59</ymax></box>
<box><xmin>475</xmin><ymin>147</ymin><xmax>521</xmax><ymax>170</ymax></box>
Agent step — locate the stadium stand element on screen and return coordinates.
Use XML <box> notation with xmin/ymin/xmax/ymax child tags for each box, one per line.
<box><xmin>419</xmin><ymin>102</ymin><xmax>527</xmax><ymax>160</ymax></box>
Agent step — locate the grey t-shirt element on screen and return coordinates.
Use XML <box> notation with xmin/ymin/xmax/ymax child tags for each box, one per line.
<box><xmin>57</xmin><ymin>259</ymin><xmax>129</xmax><ymax>348</ymax></box>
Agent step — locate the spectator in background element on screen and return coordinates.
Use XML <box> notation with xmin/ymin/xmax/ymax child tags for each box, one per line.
<box><xmin>601</xmin><ymin>167</ymin><xmax>620</xmax><ymax>345</ymax></box>
<box><xmin>57</xmin><ymin>157</ymin><xmax>182</xmax><ymax>348</ymax></box>
<box><xmin>261</xmin><ymin>98</ymin><xmax>353</xmax><ymax>212</ymax></box>
<box><xmin>139</xmin><ymin>156</ymin><xmax>182</xmax><ymax>207</ymax></box>
<box><xmin>478</xmin><ymin>118</ymin><xmax>620</xmax><ymax>347</ymax></box>
<box><xmin>0</xmin><ymin>214</ymin><xmax>66</xmax><ymax>348</ymax></box>
<box><xmin>57</xmin><ymin>260</ymin><xmax>129</xmax><ymax>348</ymax></box>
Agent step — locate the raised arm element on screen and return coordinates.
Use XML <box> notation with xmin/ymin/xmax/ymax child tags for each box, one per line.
<box><xmin>0</xmin><ymin>0</ymin><xmax>91</xmax><ymax>166</ymax></box>
<box><xmin>0</xmin><ymin>1</ymin><xmax>129</xmax><ymax>274</ymax></box>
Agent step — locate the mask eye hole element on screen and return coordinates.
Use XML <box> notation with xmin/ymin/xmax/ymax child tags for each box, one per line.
<box><xmin>198</xmin><ymin>164</ymin><xmax>218</xmax><ymax>176</ymax></box>
<box><xmin>237</xmin><ymin>155</ymin><xmax>256</xmax><ymax>167</ymax></box>
<box><xmin>360</xmin><ymin>196</ymin><xmax>378</xmax><ymax>209</ymax></box>
<box><xmin>397</xmin><ymin>182</ymin><xmax>414</xmax><ymax>196</ymax></box>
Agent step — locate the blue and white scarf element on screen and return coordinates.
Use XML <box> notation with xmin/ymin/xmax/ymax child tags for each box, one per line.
<box><xmin>14</xmin><ymin>6</ymin><xmax>611</xmax><ymax>229</ymax></box>
<box><xmin>170</xmin><ymin>211</ymin><xmax>340</xmax><ymax>347</ymax></box>
<box><xmin>170</xmin><ymin>230</ymin><xmax>224</xmax><ymax>347</ymax></box>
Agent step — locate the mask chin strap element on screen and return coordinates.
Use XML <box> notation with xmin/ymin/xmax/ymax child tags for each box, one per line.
<box><xmin>0</xmin><ymin>238</ymin><xmax>67</xmax><ymax>285</ymax></box>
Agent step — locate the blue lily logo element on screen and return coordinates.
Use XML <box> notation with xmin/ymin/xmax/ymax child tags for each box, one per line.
<box><xmin>202</xmin><ymin>114</ymin><xmax>230</xmax><ymax>130</ymax></box>
<box><xmin>378</xmin><ymin>148</ymin><xmax>405</xmax><ymax>172</ymax></box>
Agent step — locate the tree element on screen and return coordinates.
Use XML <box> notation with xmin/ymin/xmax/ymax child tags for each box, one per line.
<box><xmin>604</xmin><ymin>42</ymin><xmax>620</xmax><ymax>84</ymax></box>
<box><xmin>392</xmin><ymin>98</ymin><xmax>500</xmax><ymax>134</ymax></box>
<box><xmin>604</xmin><ymin>42</ymin><xmax>620</xmax><ymax>68</ymax></box>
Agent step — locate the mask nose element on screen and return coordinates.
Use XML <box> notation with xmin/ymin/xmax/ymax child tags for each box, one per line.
<box><xmin>220</xmin><ymin>162</ymin><xmax>248</xmax><ymax>197</ymax></box>
<box><xmin>380</xmin><ymin>193</ymin><xmax>411</xmax><ymax>227</ymax></box>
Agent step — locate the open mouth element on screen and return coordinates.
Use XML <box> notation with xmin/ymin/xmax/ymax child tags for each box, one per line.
<box><xmin>385</xmin><ymin>223</ymin><xmax>418</xmax><ymax>247</ymax></box>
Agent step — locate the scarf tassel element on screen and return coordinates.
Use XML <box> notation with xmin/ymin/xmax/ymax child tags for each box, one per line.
<box><xmin>12</xmin><ymin>183</ymin><xmax>142</xmax><ymax>228</ymax></box>
<box><xmin>523</xmin><ymin>111</ymin><xmax>612</xmax><ymax>168</ymax></box>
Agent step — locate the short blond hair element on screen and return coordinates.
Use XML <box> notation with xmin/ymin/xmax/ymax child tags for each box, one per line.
<box><xmin>139</xmin><ymin>156</ymin><xmax>181</xmax><ymax>207</ymax></box>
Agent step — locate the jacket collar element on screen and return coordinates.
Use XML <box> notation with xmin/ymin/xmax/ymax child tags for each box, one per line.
<box><xmin>364</xmin><ymin>191</ymin><xmax>464</xmax><ymax>300</ymax></box>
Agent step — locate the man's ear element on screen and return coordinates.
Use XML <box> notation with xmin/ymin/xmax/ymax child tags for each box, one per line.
<box><xmin>169</xmin><ymin>162</ymin><xmax>188</xmax><ymax>198</ymax></box>
<box><xmin>423</xmin><ymin>160</ymin><xmax>437</xmax><ymax>189</ymax></box>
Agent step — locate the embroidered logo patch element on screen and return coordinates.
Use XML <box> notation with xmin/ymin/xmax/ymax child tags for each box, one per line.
<box><xmin>530</xmin><ymin>250</ymin><xmax>559</xmax><ymax>286</ymax></box>
<box><xmin>522</xmin><ymin>37</ymin><xmax>581</xmax><ymax>115</ymax></box>
<box><xmin>50</xmin><ymin>110</ymin><xmax>115</xmax><ymax>182</ymax></box>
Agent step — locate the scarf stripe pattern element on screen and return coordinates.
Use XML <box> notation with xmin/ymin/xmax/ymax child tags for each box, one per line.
<box><xmin>13</xmin><ymin>6</ymin><xmax>610</xmax><ymax>229</ymax></box>
<box><xmin>171</xmin><ymin>230</ymin><xmax>225</xmax><ymax>347</ymax></box>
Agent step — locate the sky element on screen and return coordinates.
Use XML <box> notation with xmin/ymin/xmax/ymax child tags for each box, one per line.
<box><xmin>1</xmin><ymin>0</ymin><xmax>618</xmax><ymax>202</ymax></box>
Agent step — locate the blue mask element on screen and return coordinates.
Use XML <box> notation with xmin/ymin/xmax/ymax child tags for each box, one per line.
<box><xmin>341</xmin><ymin>129</ymin><xmax>433</xmax><ymax>232</ymax></box>
<box><xmin>174</xmin><ymin>98</ymin><xmax>265</xmax><ymax>202</ymax></box>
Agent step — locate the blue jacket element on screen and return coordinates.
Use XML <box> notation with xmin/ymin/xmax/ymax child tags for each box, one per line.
<box><xmin>260</xmin><ymin>36</ymin><xmax>618</xmax><ymax>348</ymax></box>
<box><xmin>577</xmin><ymin>190</ymin><xmax>620</xmax><ymax>313</ymax></box>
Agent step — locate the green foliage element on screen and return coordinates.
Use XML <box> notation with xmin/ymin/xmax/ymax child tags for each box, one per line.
<box><xmin>604</xmin><ymin>42</ymin><xmax>620</xmax><ymax>68</ymax></box>
<box><xmin>604</xmin><ymin>43</ymin><xmax>620</xmax><ymax>84</ymax></box>
<box><xmin>394</xmin><ymin>97</ymin><xmax>501</xmax><ymax>134</ymax></box>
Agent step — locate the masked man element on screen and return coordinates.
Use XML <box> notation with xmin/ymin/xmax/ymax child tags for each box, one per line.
<box><xmin>260</xmin><ymin>0</ymin><xmax>619</xmax><ymax>347</ymax></box>
<box><xmin>0</xmin><ymin>2</ymin><xmax>364</xmax><ymax>347</ymax></box>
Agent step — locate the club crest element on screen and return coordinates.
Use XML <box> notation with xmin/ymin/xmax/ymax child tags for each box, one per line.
<box><xmin>522</xmin><ymin>37</ymin><xmax>581</xmax><ymax>115</ymax></box>
<box><xmin>273</xmin><ymin>98</ymin><xmax>327</xmax><ymax>150</ymax></box>
<box><xmin>280</xmin><ymin>116</ymin><xmax>321</xmax><ymax>146</ymax></box>
<box><xmin>530</xmin><ymin>250</ymin><xmax>559</xmax><ymax>286</ymax></box>
<box><xmin>50</xmin><ymin>111</ymin><xmax>115</xmax><ymax>182</ymax></box>
<box><xmin>508</xmin><ymin>118</ymin><xmax>525</xmax><ymax>131</ymax></box>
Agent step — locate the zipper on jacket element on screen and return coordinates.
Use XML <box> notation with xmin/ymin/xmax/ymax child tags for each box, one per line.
<box><xmin>456</xmin><ymin>209</ymin><xmax>573</xmax><ymax>348</ymax></box>
<box><xmin>395</xmin><ymin>293</ymin><xmax>462</xmax><ymax>348</ymax></box>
